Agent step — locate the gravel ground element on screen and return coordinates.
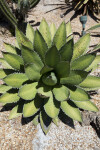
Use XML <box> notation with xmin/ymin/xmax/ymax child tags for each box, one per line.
<box><xmin>0</xmin><ymin>0</ymin><xmax>100</xmax><ymax>150</ymax></box>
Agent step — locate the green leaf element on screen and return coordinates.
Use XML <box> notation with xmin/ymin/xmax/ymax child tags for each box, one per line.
<box><xmin>34</xmin><ymin>30</ymin><xmax>48</xmax><ymax>63</ymax></box>
<box><xmin>53</xmin><ymin>22</ymin><xmax>66</xmax><ymax>50</ymax></box>
<box><xmin>0</xmin><ymin>58</ymin><xmax>12</xmax><ymax>69</ymax></box>
<box><xmin>0</xmin><ymin>69</ymin><xmax>15</xmax><ymax>79</ymax></box>
<box><xmin>73</xmin><ymin>101</ymin><xmax>99</xmax><ymax>112</ymax></box>
<box><xmin>25</xmin><ymin>63</ymin><xmax>41</xmax><ymax>81</ymax></box>
<box><xmin>44</xmin><ymin>94</ymin><xmax>60</xmax><ymax>118</ymax></box>
<box><xmin>66</xmin><ymin>21</ymin><xmax>73</xmax><ymax>42</ymax></box>
<box><xmin>72</xmin><ymin>33</ymin><xmax>90</xmax><ymax>61</ymax></box>
<box><xmin>16</xmin><ymin>27</ymin><xmax>33</xmax><ymax>50</ymax></box>
<box><xmin>61</xmin><ymin>70</ymin><xmax>89</xmax><ymax>85</ymax></box>
<box><xmin>55</xmin><ymin>61</ymin><xmax>70</xmax><ymax>78</ymax></box>
<box><xmin>71</xmin><ymin>53</ymin><xmax>96</xmax><ymax>70</ymax></box>
<box><xmin>85</xmin><ymin>55</ymin><xmax>100</xmax><ymax>72</ymax></box>
<box><xmin>59</xmin><ymin>39</ymin><xmax>74</xmax><ymax>62</ymax></box>
<box><xmin>0</xmin><ymin>93</ymin><xmax>20</xmax><ymax>103</ymax></box>
<box><xmin>50</xmin><ymin>23</ymin><xmax>56</xmax><ymax>40</ymax></box>
<box><xmin>93</xmin><ymin>44</ymin><xmax>100</xmax><ymax>51</ymax></box>
<box><xmin>19</xmin><ymin>82</ymin><xmax>38</xmax><ymax>100</ymax></box>
<box><xmin>45</xmin><ymin>46</ymin><xmax>60</xmax><ymax>68</ymax></box>
<box><xmin>40</xmin><ymin>109</ymin><xmax>52</xmax><ymax>134</ymax></box>
<box><xmin>61</xmin><ymin>100</ymin><xmax>82</xmax><ymax>122</ymax></box>
<box><xmin>4</xmin><ymin>73</ymin><xmax>28</xmax><ymax>88</ymax></box>
<box><xmin>39</xmin><ymin>18</ymin><xmax>52</xmax><ymax>48</ymax></box>
<box><xmin>79</xmin><ymin>76</ymin><xmax>100</xmax><ymax>90</ymax></box>
<box><xmin>9</xmin><ymin>105</ymin><xmax>22</xmax><ymax>119</ymax></box>
<box><xmin>26</xmin><ymin>23</ymin><xmax>34</xmax><ymax>43</ymax></box>
<box><xmin>0</xmin><ymin>85</ymin><xmax>12</xmax><ymax>93</ymax></box>
<box><xmin>40</xmin><ymin>66</ymin><xmax>53</xmax><ymax>75</ymax></box>
<box><xmin>21</xmin><ymin>45</ymin><xmax>43</xmax><ymax>68</ymax></box>
<box><xmin>53</xmin><ymin>85</ymin><xmax>69</xmax><ymax>101</ymax></box>
<box><xmin>3</xmin><ymin>52</ymin><xmax>24</xmax><ymax>70</ymax></box>
<box><xmin>69</xmin><ymin>87</ymin><xmax>90</xmax><ymax>101</ymax></box>
<box><xmin>52</xmin><ymin>117</ymin><xmax>59</xmax><ymax>126</ymax></box>
<box><xmin>86</xmin><ymin>23</ymin><xmax>100</xmax><ymax>31</ymax></box>
<box><xmin>23</xmin><ymin>97</ymin><xmax>42</xmax><ymax>117</ymax></box>
<box><xmin>32</xmin><ymin>114</ymin><xmax>39</xmax><ymax>126</ymax></box>
<box><xmin>4</xmin><ymin>43</ymin><xmax>17</xmax><ymax>54</ymax></box>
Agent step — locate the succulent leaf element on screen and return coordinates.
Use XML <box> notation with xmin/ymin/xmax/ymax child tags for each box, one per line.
<box><xmin>19</xmin><ymin>82</ymin><xmax>38</xmax><ymax>100</ymax></box>
<box><xmin>61</xmin><ymin>100</ymin><xmax>82</xmax><ymax>122</ymax></box>
<box><xmin>61</xmin><ymin>70</ymin><xmax>89</xmax><ymax>85</ymax></box>
<box><xmin>55</xmin><ymin>61</ymin><xmax>70</xmax><ymax>78</ymax></box>
<box><xmin>32</xmin><ymin>114</ymin><xmax>39</xmax><ymax>126</ymax></box>
<box><xmin>66</xmin><ymin>21</ymin><xmax>73</xmax><ymax>42</ymax></box>
<box><xmin>50</xmin><ymin>23</ymin><xmax>56</xmax><ymax>40</ymax></box>
<box><xmin>0</xmin><ymin>93</ymin><xmax>20</xmax><ymax>103</ymax></box>
<box><xmin>16</xmin><ymin>28</ymin><xmax>33</xmax><ymax>50</ymax></box>
<box><xmin>45</xmin><ymin>46</ymin><xmax>60</xmax><ymax>68</ymax></box>
<box><xmin>53</xmin><ymin>22</ymin><xmax>66</xmax><ymax>50</ymax></box>
<box><xmin>34</xmin><ymin>30</ymin><xmax>48</xmax><ymax>63</ymax></box>
<box><xmin>3</xmin><ymin>73</ymin><xmax>28</xmax><ymax>88</ymax></box>
<box><xmin>73</xmin><ymin>101</ymin><xmax>99</xmax><ymax>112</ymax></box>
<box><xmin>0</xmin><ymin>69</ymin><xmax>15</xmax><ymax>79</ymax></box>
<box><xmin>0</xmin><ymin>85</ymin><xmax>12</xmax><ymax>93</ymax></box>
<box><xmin>9</xmin><ymin>105</ymin><xmax>22</xmax><ymax>119</ymax></box>
<box><xmin>72</xmin><ymin>33</ymin><xmax>90</xmax><ymax>61</ymax></box>
<box><xmin>53</xmin><ymin>85</ymin><xmax>69</xmax><ymax>101</ymax></box>
<box><xmin>0</xmin><ymin>58</ymin><xmax>13</xmax><ymax>69</ymax></box>
<box><xmin>3</xmin><ymin>52</ymin><xmax>24</xmax><ymax>70</ymax></box>
<box><xmin>26</xmin><ymin>23</ymin><xmax>34</xmax><ymax>43</ymax></box>
<box><xmin>40</xmin><ymin>109</ymin><xmax>52</xmax><ymax>134</ymax></box>
<box><xmin>59</xmin><ymin>39</ymin><xmax>74</xmax><ymax>62</ymax></box>
<box><xmin>44</xmin><ymin>94</ymin><xmax>60</xmax><ymax>118</ymax></box>
<box><xmin>21</xmin><ymin>45</ymin><xmax>43</xmax><ymax>68</ymax></box>
<box><xmin>4</xmin><ymin>43</ymin><xmax>17</xmax><ymax>54</ymax></box>
<box><xmin>25</xmin><ymin>63</ymin><xmax>41</xmax><ymax>81</ymax></box>
<box><xmin>40</xmin><ymin>66</ymin><xmax>53</xmax><ymax>75</ymax></box>
<box><xmin>71</xmin><ymin>53</ymin><xmax>96</xmax><ymax>70</ymax></box>
<box><xmin>39</xmin><ymin>19</ymin><xmax>52</xmax><ymax>48</ymax></box>
<box><xmin>52</xmin><ymin>117</ymin><xmax>59</xmax><ymax>126</ymax></box>
<box><xmin>69</xmin><ymin>87</ymin><xmax>90</xmax><ymax>101</ymax></box>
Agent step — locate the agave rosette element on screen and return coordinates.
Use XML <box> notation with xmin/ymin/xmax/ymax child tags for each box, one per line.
<box><xmin>0</xmin><ymin>19</ymin><xmax>100</xmax><ymax>134</ymax></box>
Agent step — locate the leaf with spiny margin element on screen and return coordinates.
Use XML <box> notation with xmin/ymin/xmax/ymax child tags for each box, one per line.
<box><xmin>16</xmin><ymin>27</ymin><xmax>33</xmax><ymax>50</ymax></box>
<box><xmin>0</xmin><ymin>85</ymin><xmax>12</xmax><ymax>93</ymax></box>
<box><xmin>85</xmin><ymin>55</ymin><xmax>100</xmax><ymax>72</ymax></box>
<box><xmin>15</xmin><ymin>40</ymin><xmax>20</xmax><ymax>49</ymax></box>
<box><xmin>0</xmin><ymin>58</ymin><xmax>12</xmax><ymax>69</ymax></box>
<box><xmin>39</xmin><ymin>19</ymin><xmax>52</xmax><ymax>48</ymax></box>
<box><xmin>59</xmin><ymin>39</ymin><xmax>74</xmax><ymax>62</ymax></box>
<box><xmin>50</xmin><ymin>23</ymin><xmax>56</xmax><ymax>40</ymax></box>
<box><xmin>86</xmin><ymin>23</ymin><xmax>100</xmax><ymax>31</ymax></box>
<box><xmin>79</xmin><ymin>76</ymin><xmax>100</xmax><ymax>90</ymax></box>
<box><xmin>73</xmin><ymin>100</ymin><xmax>99</xmax><ymax>112</ymax></box>
<box><xmin>44</xmin><ymin>94</ymin><xmax>60</xmax><ymax>118</ymax></box>
<box><xmin>61</xmin><ymin>70</ymin><xmax>89</xmax><ymax>85</ymax></box>
<box><xmin>9</xmin><ymin>104</ymin><xmax>23</xmax><ymax>119</ymax></box>
<box><xmin>93</xmin><ymin>44</ymin><xmax>100</xmax><ymax>51</ymax></box>
<box><xmin>52</xmin><ymin>117</ymin><xmax>59</xmax><ymax>126</ymax></box>
<box><xmin>4</xmin><ymin>43</ymin><xmax>17</xmax><ymax>54</ymax></box>
<box><xmin>40</xmin><ymin>109</ymin><xmax>52</xmax><ymax>134</ymax></box>
<box><xmin>45</xmin><ymin>46</ymin><xmax>60</xmax><ymax>68</ymax></box>
<box><xmin>3</xmin><ymin>52</ymin><xmax>24</xmax><ymax>70</ymax></box>
<box><xmin>32</xmin><ymin>114</ymin><xmax>39</xmax><ymax>126</ymax></box>
<box><xmin>66</xmin><ymin>21</ymin><xmax>73</xmax><ymax>42</ymax></box>
<box><xmin>34</xmin><ymin>30</ymin><xmax>48</xmax><ymax>63</ymax></box>
<box><xmin>19</xmin><ymin>82</ymin><xmax>38</xmax><ymax>100</ymax></box>
<box><xmin>0</xmin><ymin>93</ymin><xmax>20</xmax><ymax>103</ymax></box>
<box><xmin>53</xmin><ymin>85</ymin><xmax>69</xmax><ymax>101</ymax></box>
<box><xmin>26</xmin><ymin>23</ymin><xmax>34</xmax><ymax>43</ymax></box>
<box><xmin>71</xmin><ymin>53</ymin><xmax>96</xmax><ymax>70</ymax></box>
<box><xmin>25</xmin><ymin>63</ymin><xmax>41</xmax><ymax>81</ymax></box>
<box><xmin>23</xmin><ymin>96</ymin><xmax>42</xmax><ymax>117</ymax></box>
<box><xmin>3</xmin><ymin>73</ymin><xmax>28</xmax><ymax>88</ymax></box>
<box><xmin>61</xmin><ymin>100</ymin><xmax>82</xmax><ymax>122</ymax></box>
<box><xmin>69</xmin><ymin>87</ymin><xmax>90</xmax><ymax>101</ymax></box>
<box><xmin>72</xmin><ymin>33</ymin><xmax>90</xmax><ymax>61</ymax></box>
<box><xmin>55</xmin><ymin>61</ymin><xmax>70</xmax><ymax>78</ymax></box>
<box><xmin>0</xmin><ymin>69</ymin><xmax>15</xmax><ymax>79</ymax></box>
<box><xmin>21</xmin><ymin>45</ymin><xmax>43</xmax><ymax>68</ymax></box>
<box><xmin>53</xmin><ymin>22</ymin><xmax>66</xmax><ymax>50</ymax></box>
<box><xmin>40</xmin><ymin>66</ymin><xmax>53</xmax><ymax>75</ymax></box>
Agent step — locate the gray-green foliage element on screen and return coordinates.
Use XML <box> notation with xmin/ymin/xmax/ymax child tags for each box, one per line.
<box><xmin>0</xmin><ymin>19</ymin><xmax>100</xmax><ymax>134</ymax></box>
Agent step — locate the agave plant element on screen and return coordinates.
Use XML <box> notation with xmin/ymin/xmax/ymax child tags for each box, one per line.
<box><xmin>0</xmin><ymin>19</ymin><xmax>100</xmax><ymax>134</ymax></box>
